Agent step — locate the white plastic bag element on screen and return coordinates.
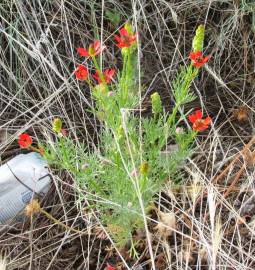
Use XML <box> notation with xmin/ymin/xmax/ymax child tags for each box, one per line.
<box><xmin>0</xmin><ymin>152</ymin><xmax>51</xmax><ymax>224</ymax></box>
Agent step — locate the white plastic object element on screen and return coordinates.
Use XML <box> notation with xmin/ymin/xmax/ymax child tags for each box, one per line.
<box><xmin>0</xmin><ymin>152</ymin><xmax>51</xmax><ymax>225</ymax></box>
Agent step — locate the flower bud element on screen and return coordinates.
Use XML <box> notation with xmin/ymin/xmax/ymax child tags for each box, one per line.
<box><xmin>192</xmin><ymin>25</ymin><xmax>205</xmax><ymax>52</ymax></box>
<box><xmin>107</xmin><ymin>91</ymin><xmax>113</xmax><ymax>97</ymax></box>
<box><xmin>25</xmin><ymin>199</ymin><xmax>41</xmax><ymax>216</ymax></box>
<box><xmin>175</xmin><ymin>127</ymin><xmax>184</xmax><ymax>134</ymax></box>
<box><xmin>52</xmin><ymin>118</ymin><xmax>62</xmax><ymax>133</ymax></box>
<box><xmin>124</xmin><ymin>22</ymin><xmax>134</xmax><ymax>35</ymax></box>
<box><xmin>140</xmin><ymin>161</ymin><xmax>149</xmax><ymax>176</ymax></box>
<box><xmin>151</xmin><ymin>92</ymin><xmax>162</xmax><ymax>115</ymax></box>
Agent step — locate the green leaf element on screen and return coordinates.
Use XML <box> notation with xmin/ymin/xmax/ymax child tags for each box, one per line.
<box><xmin>105</xmin><ymin>10</ymin><xmax>121</xmax><ymax>26</ymax></box>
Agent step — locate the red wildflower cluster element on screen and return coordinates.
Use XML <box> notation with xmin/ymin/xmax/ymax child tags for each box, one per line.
<box><xmin>188</xmin><ymin>109</ymin><xmax>211</xmax><ymax>132</ymax></box>
<box><xmin>74</xmin><ymin>65</ymin><xmax>88</xmax><ymax>80</ymax></box>
<box><xmin>93</xmin><ymin>69</ymin><xmax>115</xmax><ymax>84</ymax></box>
<box><xmin>114</xmin><ymin>27</ymin><xmax>137</xmax><ymax>48</ymax></box>
<box><xmin>106</xmin><ymin>264</ymin><xmax>116</xmax><ymax>270</ymax></box>
<box><xmin>77</xmin><ymin>40</ymin><xmax>106</xmax><ymax>57</ymax></box>
<box><xmin>75</xmin><ymin>25</ymin><xmax>138</xmax><ymax>84</ymax></box>
<box><xmin>189</xmin><ymin>51</ymin><xmax>210</xmax><ymax>68</ymax></box>
<box><xmin>18</xmin><ymin>133</ymin><xmax>32</xmax><ymax>148</ymax></box>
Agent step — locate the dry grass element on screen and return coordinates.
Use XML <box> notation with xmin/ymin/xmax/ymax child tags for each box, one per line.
<box><xmin>1</xmin><ymin>0</ymin><xmax>255</xmax><ymax>269</ymax></box>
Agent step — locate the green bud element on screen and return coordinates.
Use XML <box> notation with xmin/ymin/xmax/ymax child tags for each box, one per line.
<box><xmin>192</xmin><ymin>25</ymin><xmax>205</xmax><ymax>52</ymax></box>
<box><xmin>117</xmin><ymin>125</ymin><xmax>124</xmax><ymax>139</ymax></box>
<box><xmin>151</xmin><ymin>92</ymin><xmax>162</xmax><ymax>114</ymax></box>
<box><xmin>52</xmin><ymin>118</ymin><xmax>62</xmax><ymax>133</ymax></box>
<box><xmin>96</xmin><ymin>111</ymin><xmax>105</xmax><ymax>121</ymax></box>
<box><xmin>94</xmin><ymin>83</ymin><xmax>107</xmax><ymax>95</ymax></box>
<box><xmin>121</xmin><ymin>47</ymin><xmax>129</xmax><ymax>56</ymax></box>
<box><xmin>124</xmin><ymin>22</ymin><xmax>134</xmax><ymax>34</ymax></box>
<box><xmin>140</xmin><ymin>161</ymin><xmax>149</xmax><ymax>176</ymax></box>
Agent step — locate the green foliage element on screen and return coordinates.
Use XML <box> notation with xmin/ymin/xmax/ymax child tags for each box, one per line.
<box><xmin>172</xmin><ymin>65</ymin><xmax>196</xmax><ymax>106</ymax></box>
<box><xmin>167</xmin><ymin>65</ymin><xmax>196</xmax><ymax>126</ymax></box>
<box><xmin>241</xmin><ymin>1</ymin><xmax>255</xmax><ymax>33</ymax></box>
<box><xmin>105</xmin><ymin>9</ymin><xmax>121</xmax><ymax>27</ymax></box>
<box><xmin>241</xmin><ymin>0</ymin><xmax>255</xmax><ymax>11</ymax></box>
<box><xmin>44</xmin><ymin>24</ymin><xmax>206</xmax><ymax>247</ymax></box>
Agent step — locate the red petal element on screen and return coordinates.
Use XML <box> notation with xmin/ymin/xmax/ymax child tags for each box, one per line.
<box><xmin>100</xmin><ymin>45</ymin><xmax>106</xmax><ymax>52</ymax></box>
<box><xmin>107</xmin><ymin>69</ymin><xmax>115</xmax><ymax>77</ymax></box>
<box><xmin>93</xmin><ymin>40</ymin><xmax>101</xmax><ymax>51</ymax></box>
<box><xmin>75</xmin><ymin>65</ymin><xmax>88</xmax><ymax>80</ymax></box>
<box><xmin>189</xmin><ymin>52</ymin><xmax>196</xmax><ymax>60</ymax></box>
<box><xmin>116</xmin><ymin>42</ymin><xmax>125</xmax><ymax>48</ymax></box>
<box><xmin>195</xmin><ymin>109</ymin><xmax>202</xmax><ymax>119</ymax></box>
<box><xmin>193</xmin><ymin>62</ymin><xmax>203</xmax><ymax>68</ymax></box>
<box><xmin>92</xmin><ymin>41</ymin><xmax>106</xmax><ymax>55</ymax></box>
<box><xmin>198</xmin><ymin>124</ymin><xmax>208</xmax><ymax>132</ymax></box>
<box><xmin>188</xmin><ymin>113</ymin><xmax>197</xmax><ymax>123</ymax></box>
<box><xmin>189</xmin><ymin>51</ymin><xmax>202</xmax><ymax>60</ymax></box>
<box><xmin>106</xmin><ymin>264</ymin><xmax>116</xmax><ymax>270</ymax></box>
<box><xmin>195</xmin><ymin>51</ymin><xmax>202</xmax><ymax>57</ymax></box>
<box><xmin>202</xmin><ymin>55</ymin><xmax>210</xmax><ymax>64</ymax></box>
<box><xmin>192</xmin><ymin>122</ymin><xmax>199</xmax><ymax>131</ymax></box>
<box><xmin>77</xmin><ymin>47</ymin><xmax>89</xmax><ymax>56</ymax></box>
<box><xmin>104</xmin><ymin>69</ymin><xmax>115</xmax><ymax>83</ymax></box>
<box><xmin>130</xmin><ymin>34</ymin><xmax>137</xmax><ymax>42</ymax></box>
<box><xmin>203</xmin><ymin>116</ymin><xmax>212</xmax><ymax>126</ymax></box>
<box><xmin>119</xmin><ymin>27</ymin><xmax>128</xmax><ymax>36</ymax></box>
<box><xmin>114</xmin><ymin>35</ymin><xmax>121</xmax><ymax>43</ymax></box>
<box><xmin>188</xmin><ymin>109</ymin><xmax>202</xmax><ymax>123</ymax></box>
<box><xmin>18</xmin><ymin>133</ymin><xmax>32</xmax><ymax>148</ymax></box>
<box><xmin>78</xmin><ymin>65</ymin><xmax>86</xmax><ymax>71</ymax></box>
<box><xmin>93</xmin><ymin>71</ymin><xmax>102</xmax><ymax>83</ymax></box>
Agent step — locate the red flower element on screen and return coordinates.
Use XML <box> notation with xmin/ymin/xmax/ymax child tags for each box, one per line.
<box><xmin>77</xmin><ymin>40</ymin><xmax>106</xmax><ymax>57</ymax></box>
<box><xmin>114</xmin><ymin>28</ymin><xmax>137</xmax><ymax>48</ymax></box>
<box><xmin>18</xmin><ymin>133</ymin><xmax>32</xmax><ymax>148</ymax></box>
<box><xmin>75</xmin><ymin>65</ymin><xmax>88</xmax><ymax>80</ymax></box>
<box><xmin>188</xmin><ymin>109</ymin><xmax>211</xmax><ymax>132</ymax></box>
<box><xmin>189</xmin><ymin>51</ymin><xmax>210</xmax><ymax>68</ymax></box>
<box><xmin>106</xmin><ymin>263</ymin><xmax>115</xmax><ymax>270</ymax></box>
<box><xmin>93</xmin><ymin>69</ymin><xmax>115</xmax><ymax>84</ymax></box>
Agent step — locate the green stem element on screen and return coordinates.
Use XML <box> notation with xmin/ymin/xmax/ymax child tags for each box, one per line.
<box><xmin>252</xmin><ymin>12</ymin><xmax>255</xmax><ymax>33</ymax></box>
<box><xmin>120</xmin><ymin>51</ymin><xmax>128</xmax><ymax>103</ymax></box>
<box><xmin>123</xmin><ymin>48</ymin><xmax>131</xmax><ymax>104</ymax></box>
<box><xmin>86</xmin><ymin>77</ymin><xmax>94</xmax><ymax>91</ymax></box>
<box><xmin>92</xmin><ymin>56</ymin><xmax>107</xmax><ymax>87</ymax></box>
<box><xmin>168</xmin><ymin>64</ymin><xmax>197</xmax><ymax>126</ymax></box>
<box><xmin>40</xmin><ymin>208</ymin><xmax>85</xmax><ymax>235</ymax></box>
<box><xmin>167</xmin><ymin>103</ymin><xmax>180</xmax><ymax>126</ymax></box>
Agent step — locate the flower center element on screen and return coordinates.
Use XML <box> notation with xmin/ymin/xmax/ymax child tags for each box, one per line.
<box><xmin>89</xmin><ymin>45</ymin><xmax>95</xmax><ymax>55</ymax></box>
<box><xmin>196</xmin><ymin>56</ymin><xmax>203</xmax><ymax>63</ymax></box>
<box><xmin>194</xmin><ymin>119</ymin><xmax>204</xmax><ymax>129</ymax></box>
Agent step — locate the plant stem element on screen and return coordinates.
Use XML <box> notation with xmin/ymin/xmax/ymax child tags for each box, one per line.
<box><xmin>40</xmin><ymin>208</ymin><xmax>86</xmax><ymax>235</ymax></box>
<box><xmin>92</xmin><ymin>56</ymin><xmax>107</xmax><ymax>86</ymax></box>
